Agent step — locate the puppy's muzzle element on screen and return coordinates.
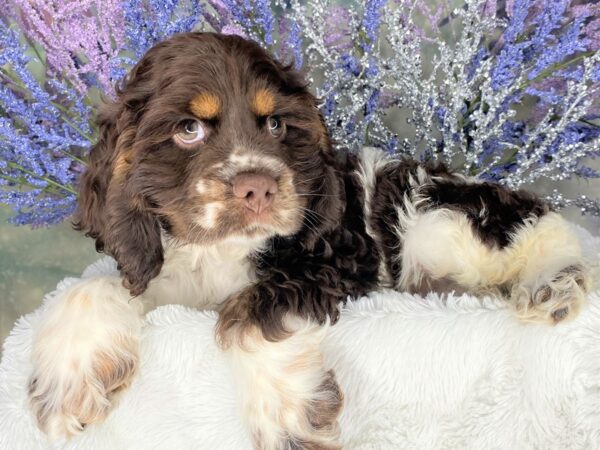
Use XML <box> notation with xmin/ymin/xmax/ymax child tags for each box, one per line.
<box><xmin>232</xmin><ymin>172</ymin><xmax>278</xmax><ymax>214</ymax></box>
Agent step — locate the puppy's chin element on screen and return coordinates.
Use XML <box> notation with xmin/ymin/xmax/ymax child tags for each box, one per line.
<box><xmin>243</xmin><ymin>207</ymin><xmax>303</xmax><ymax>232</ymax></box>
<box><xmin>237</xmin><ymin>212</ymin><xmax>304</xmax><ymax>241</ymax></box>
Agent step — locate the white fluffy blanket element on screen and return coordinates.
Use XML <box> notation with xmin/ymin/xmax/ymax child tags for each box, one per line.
<box><xmin>2</xmin><ymin>226</ymin><xmax>600</xmax><ymax>450</ymax></box>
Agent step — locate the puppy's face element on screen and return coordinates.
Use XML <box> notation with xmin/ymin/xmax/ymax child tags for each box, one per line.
<box><xmin>75</xmin><ymin>33</ymin><xmax>342</xmax><ymax>294</ymax></box>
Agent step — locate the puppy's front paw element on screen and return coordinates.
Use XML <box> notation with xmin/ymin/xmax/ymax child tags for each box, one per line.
<box><xmin>220</xmin><ymin>309</ymin><xmax>343</xmax><ymax>450</ymax></box>
<box><xmin>28</xmin><ymin>278</ymin><xmax>142</xmax><ymax>440</ymax></box>
<box><xmin>513</xmin><ymin>264</ymin><xmax>590</xmax><ymax>324</ymax></box>
<box><xmin>254</xmin><ymin>367</ymin><xmax>343</xmax><ymax>450</ymax></box>
<box><xmin>28</xmin><ymin>339</ymin><xmax>137</xmax><ymax>440</ymax></box>
<box><xmin>300</xmin><ymin>369</ymin><xmax>343</xmax><ymax>450</ymax></box>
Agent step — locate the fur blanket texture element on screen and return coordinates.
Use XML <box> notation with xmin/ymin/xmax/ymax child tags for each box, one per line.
<box><xmin>1</xmin><ymin>225</ymin><xmax>600</xmax><ymax>450</ymax></box>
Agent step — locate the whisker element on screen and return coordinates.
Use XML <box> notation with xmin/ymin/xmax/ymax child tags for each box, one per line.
<box><xmin>294</xmin><ymin>193</ymin><xmax>338</xmax><ymax>198</ymax></box>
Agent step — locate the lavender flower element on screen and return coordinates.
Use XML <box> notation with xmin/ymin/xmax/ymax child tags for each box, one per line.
<box><xmin>528</xmin><ymin>15</ymin><xmax>589</xmax><ymax>80</ymax></box>
<box><xmin>1</xmin><ymin>0</ymin><xmax>599</xmax><ymax>226</ymax></box>
<box><xmin>121</xmin><ymin>0</ymin><xmax>203</xmax><ymax>59</ymax></box>
<box><xmin>570</xmin><ymin>4</ymin><xmax>600</xmax><ymax>51</ymax></box>
<box><xmin>221</xmin><ymin>23</ymin><xmax>247</xmax><ymax>38</ymax></box>
<box><xmin>0</xmin><ymin>20</ymin><xmax>90</xmax><ymax>226</ymax></box>
<box><xmin>361</xmin><ymin>0</ymin><xmax>387</xmax><ymax>49</ymax></box>
<box><xmin>4</xmin><ymin>0</ymin><xmax>125</xmax><ymax>93</ymax></box>
<box><xmin>218</xmin><ymin>0</ymin><xmax>274</xmax><ymax>45</ymax></box>
<box><xmin>278</xmin><ymin>18</ymin><xmax>303</xmax><ymax>68</ymax></box>
<box><xmin>324</xmin><ymin>6</ymin><xmax>353</xmax><ymax>52</ymax></box>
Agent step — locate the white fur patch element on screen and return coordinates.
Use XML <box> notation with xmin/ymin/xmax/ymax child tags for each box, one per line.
<box><xmin>197</xmin><ymin>202</ymin><xmax>224</xmax><ymax>229</ymax></box>
<box><xmin>398</xmin><ymin>207</ymin><xmax>495</xmax><ymax>290</ymax></box>
<box><xmin>147</xmin><ymin>237</ymin><xmax>263</xmax><ymax>310</ymax></box>
<box><xmin>227</xmin><ymin>318</ymin><xmax>339</xmax><ymax>449</ymax></box>
<box><xmin>28</xmin><ymin>278</ymin><xmax>143</xmax><ymax>439</ymax></box>
<box><xmin>397</xmin><ymin>209</ymin><xmax>587</xmax><ymax>322</ymax></box>
<box><xmin>225</xmin><ymin>150</ymin><xmax>285</xmax><ymax>178</ymax></box>
<box><xmin>355</xmin><ymin>147</ymin><xmax>397</xmax><ymax>286</ymax></box>
<box><xmin>195</xmin><ymin>180</ymin><xmax>208</xmax><ymax>195</ymax></box>
<box><xmin>28</xmin><ymin>236</ymin><xmax>264</xmax><ymax>440</ymax></box>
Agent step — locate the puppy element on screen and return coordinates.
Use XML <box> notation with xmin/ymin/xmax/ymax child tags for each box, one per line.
<box><xmin>28</xmin><ymin>32</ymin><xmax>590</xmax><ymax>449</ymax></box>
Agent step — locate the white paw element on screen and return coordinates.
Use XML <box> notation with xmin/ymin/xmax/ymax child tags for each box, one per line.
<box><xmin>225</xmin><ymin>319</ymin><xmax>342</xmax><ymax>450</ymax></box>
<box><xmin>513</xmin><ymin>264</ymin><xmax>590</xmax><ymax>324</ymax></box>
<box><xmin>28</xmin><ymin>278</ymin><xmax>142</xmax><ymax>440</ymax></box>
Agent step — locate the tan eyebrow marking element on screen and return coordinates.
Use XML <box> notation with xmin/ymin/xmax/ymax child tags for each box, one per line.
<box><xmin>251</xmin><ymin>88</ymin><xmax>276</xmax><ymax>116</ymax></box>
<box><xmin>113</xmin><ymin>152</ymin><xmax>132</xmax><ymax>179</ymax></box>
<box><xmin>190</xmin><ymin>92</ymin><xmax>222</xmax><ymax>120</ymax></box>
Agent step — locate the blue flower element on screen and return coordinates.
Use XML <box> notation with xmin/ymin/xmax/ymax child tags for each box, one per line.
<box><xmin>528</xmin><ymin>16</ymin><xmax>589</xmax><ymax>80</ymax></box>
<box><xmin>365</xmin><ymin>89</ymin><xmax>380</xmax><ymax>117</ymax></box>
<box><xmin>467</xmin><ymin>47</ymin><xmax>488</xmax><ymax>80</ymax></box>
<box><xmin>121</xmin><ymin>0</ymin><xmax>202</xmax><ymax>59</ymax></box>
<box><xmin>361</xmin><ymin>0</ymin><xmax>386</xmax><ymax>50</ymax></box>
<box><xmin>279</xmin><ymin>18</ymin><xmax>303</xmax><ymax>69</ymax></box>
<box><xmin>339</xmin><ymin>54</ymin><xmax>361</xmax><ymax>76</ymax></box>
<box><xmin>0</xmin><ymin>21</ymin><xmax>91</xmax><ymax>226</ymax></box>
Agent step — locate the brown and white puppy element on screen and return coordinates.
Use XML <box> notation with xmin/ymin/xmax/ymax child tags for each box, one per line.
<box><xmin>28</xmin><ymin>32</ymin><xmax>590</xmax><ymax>449</ymax></box>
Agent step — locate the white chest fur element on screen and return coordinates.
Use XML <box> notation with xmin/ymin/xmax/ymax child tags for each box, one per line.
<box><xmin>142</xmin><ymin>239</ymin><xmax>262</xmax><ymax>312</ymax></box>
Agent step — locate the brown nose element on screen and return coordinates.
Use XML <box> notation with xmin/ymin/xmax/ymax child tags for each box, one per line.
<box><xmin>232</xmin><ymin>173</ymin><xmax>278</xmax><ymax>214</ymax></box>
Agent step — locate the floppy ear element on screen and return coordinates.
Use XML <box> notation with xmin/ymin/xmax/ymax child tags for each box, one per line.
<box><xmin>73</xmin><ymin>82</ymin><xmax>164</xmax><ymax>296</ymax></box>
<box><xmin>72</xmin><ymin>104</ymin><xmax>118</xmax><ymax>253</ymax></box>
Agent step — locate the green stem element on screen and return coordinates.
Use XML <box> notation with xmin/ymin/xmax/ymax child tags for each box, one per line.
<box><xmin>0</xmin><ymin>173</ymin><xmax>70</xmax><ymax>199</ymax></box>
<box><xmin>1</xmin><ymin>71</ymin><xmax>92</xmax><ymax>161</ymax></box>
<box><xmin>1</xmin><ymin>64</ymin><xmax>95</xmax><ymax>143</ymax></box>
<box><xmin>21</xmin><ymin>33</ymin><xmax>46</xmax><ymax>66</ymax></box>
<box><xmin>56</xmin><ymin>112</ymin><xmax>95</xmax><ymax>144</ymax></box>
<box><xmin>580</xmin><ymin>118</ymin><xmax>600</xmax><ymax>128</ymax></box>
<box><xmin>459</xmin><ymin>52</ymin><xmax>596</xmax><ymax>131</ymax></box>
<box><xmin>0</xmin><ymin>70</ymin><xmax>29</xmax><ymax>93</ymax></box>
<box><xmin>6</xmin><ymin>162</ymin><xmax>78</xmax><ymax>195</ymax></box>
<box><xmin>520</xmin><ymin>51</ymin><xmax>595</xmax><ymax>90</ymax></box>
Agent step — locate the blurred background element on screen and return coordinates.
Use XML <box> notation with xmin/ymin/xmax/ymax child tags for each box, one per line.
<box><xmin>0</xmin><ymin>206</ymin><xmax>97</xmax><ymax>350</ymax></box>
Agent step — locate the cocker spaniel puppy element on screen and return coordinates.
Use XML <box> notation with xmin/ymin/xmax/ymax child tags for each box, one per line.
<box><xmin>28</xmin><ymin>32</ymin><xmax>589</xmax><ymax>449</ymax></box>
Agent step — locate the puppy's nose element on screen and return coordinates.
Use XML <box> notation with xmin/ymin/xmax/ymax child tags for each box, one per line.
<box><xmin>232</xmin><ymin>173</ymin><xmax>278</xmax><ymax>214</ymax></box>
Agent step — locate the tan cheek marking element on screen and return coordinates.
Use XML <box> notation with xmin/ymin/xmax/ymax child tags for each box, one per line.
<box><xmin>190</xmin><ymin>92</ymin><xmax>221</xmax><ymax>120</ymax></box>
<box><xmin>252</xmin><ymin>89</ymin><xmax>276</xmax><ymax>116</ymax></box>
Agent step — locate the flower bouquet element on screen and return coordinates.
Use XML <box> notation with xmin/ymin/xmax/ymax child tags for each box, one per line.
<box><xmin>0</xmin><ymin>0</ymin><xmax>598</xmax><ymax>226</ymax></box>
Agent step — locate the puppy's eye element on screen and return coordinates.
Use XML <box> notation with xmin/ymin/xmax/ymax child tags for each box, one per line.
<box><xmin>174</xmin><ymin>120</ymin><xmax>206</xmax><ymax>147</ymax></box>
<box><xmin>267</xmin><ymin>116</ymin><xmax>285</xmax><ymax>138</ymax></box>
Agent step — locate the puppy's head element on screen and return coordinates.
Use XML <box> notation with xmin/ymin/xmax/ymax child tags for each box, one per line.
<box><xmin>74</xmin><ymin>32</ymin><xmax>343</xmax><ymax>295</ymax></box>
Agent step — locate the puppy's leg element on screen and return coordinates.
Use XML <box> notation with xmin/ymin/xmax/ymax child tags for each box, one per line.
<box><xmin>398</xmin><ymin>177</ymin><xmax>590</xmax><ymax>324</ymax></box>
<box><xmin>28</xmin><ymin>277</ymin><xmax>142</xmax><ymax>439</ymax></box>
<box><xmin>217</xmin><ymin>292</ymin><xmax>342</xmax><ymax>450</ymax></box>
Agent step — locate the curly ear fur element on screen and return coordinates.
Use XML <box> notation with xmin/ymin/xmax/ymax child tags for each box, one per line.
<box><xmin>73</xmin><ymin>55</ymin><xmax>164</xmax><ymax>296</ymax></box>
